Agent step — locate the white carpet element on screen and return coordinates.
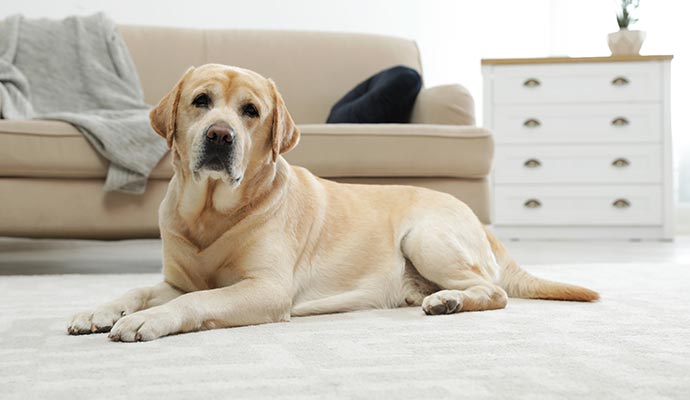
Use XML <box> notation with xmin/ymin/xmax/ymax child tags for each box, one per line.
<box><xmin>1</xmin><ymin>263</ymin><xmax>689</xmax><ymax>399</ymax></box>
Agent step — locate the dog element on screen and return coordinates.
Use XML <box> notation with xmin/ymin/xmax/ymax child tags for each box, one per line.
<box><xmin>68</xmin><ymin>64</ymin><xmax>598</xmax><ymax>342</ymax></box>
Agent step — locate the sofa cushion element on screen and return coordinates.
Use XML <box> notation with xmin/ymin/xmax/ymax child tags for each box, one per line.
<box><xmin>0</xmin><ymin>120</ymin><xmax>172</xmax><ymax>179</ymax></box>
<box><xmin>327</xmin><ymin>66</ymin><xmax>422</xmax><ymax>124</ymax></box>
<box><xmin>287</xmin><ymin>124</ymin><xmax>493</xmax><ymax>178</ymax></box>
<box><xmin>0</xmin><ymin>120</ymin><xmax>493</xmax><ymax>180</ymax></box>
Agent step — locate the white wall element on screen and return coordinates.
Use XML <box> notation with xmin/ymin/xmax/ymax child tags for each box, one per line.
<box><xmin>417</xmin><ymin>0</ymin><xmax>553</xmax><ymax>121</ymax></box>
<box><xmin>0</xmin><ymin>0</ymin><xmax>421</xmax><ymax>37</ymax></box>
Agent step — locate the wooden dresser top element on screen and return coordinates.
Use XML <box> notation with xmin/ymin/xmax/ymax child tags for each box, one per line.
<box><xmin>481</xmin><ymin>55</ymin><xmax>673</xmax><ymax>65</ymax></box>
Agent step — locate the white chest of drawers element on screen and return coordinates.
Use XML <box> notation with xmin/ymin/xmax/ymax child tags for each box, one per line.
<box><xmin>482</xmin><ymin>55</ymin><xmax>673</xmax><ymax>240</ymax></box>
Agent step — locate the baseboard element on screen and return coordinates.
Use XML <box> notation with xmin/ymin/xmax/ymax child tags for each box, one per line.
<box><xmin>676</xmin><ymin>203</ymin><xmax>690</xmax><ymax>235</ymax></box>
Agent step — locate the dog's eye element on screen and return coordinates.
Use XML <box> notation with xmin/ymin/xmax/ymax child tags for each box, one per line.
<box><xmin>192</xmin><ymin>93</ymin><xmax>211</xmax><ymax>109</ymax></box>
<box><xmin>242</xmin><ymin>103</ymin><xmax>259</xmax><ymax>118</ymax></box>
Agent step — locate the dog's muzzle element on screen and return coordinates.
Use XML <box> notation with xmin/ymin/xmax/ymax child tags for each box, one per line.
<box><xmin>199</xmin><ymin>122</ymin><xmax>235</xmax><ymax>172</ymax></box>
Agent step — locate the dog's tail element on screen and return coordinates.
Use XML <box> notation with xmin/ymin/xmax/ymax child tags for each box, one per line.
<box><xmin>484</xmin><ymin>227</ymin><xmax>599</xmax><ymax>302</ymax></box>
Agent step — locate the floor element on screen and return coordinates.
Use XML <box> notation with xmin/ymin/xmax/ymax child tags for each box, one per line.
<box><xmin>1</xmin><ymin>236</ymin><xmax>690</xmax><ymax>275</ymax></box>
<box><xmin>1</xmin><ymin>237</ymin><xmax>689</xmax><ymax>399</ymax></box>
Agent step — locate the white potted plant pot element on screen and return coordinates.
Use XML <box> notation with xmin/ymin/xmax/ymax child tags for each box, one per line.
<box><xmin>608</xmin><ymin>28</ymin><xmax>646</xmax><ymax>56</ymax></box>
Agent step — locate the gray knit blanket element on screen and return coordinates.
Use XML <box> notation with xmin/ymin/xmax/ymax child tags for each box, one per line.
<box><xmin>0</xmin><ymin>13</ymin><xmax>167</xmax><ymax>194</ymax></box>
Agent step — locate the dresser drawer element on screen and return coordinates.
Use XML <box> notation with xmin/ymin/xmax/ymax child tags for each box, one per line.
<box><xmin>492</xmin><ymin>62</ymin><xmax>662</xmax><ymax>104</ymax></box>
<box><xmin>492</xmin><ymin>104</ymin><xmax>661</xmax><ymax>144</ymax></box>
<box><xmin>494</xmin><ymin>185</ymin><xmax>662</xmax><ymax>226</ymax></box>
<box><xmin>494</xmin><ymin>144</ymin><xmax>662</xmax><ymax>184</ymax></box>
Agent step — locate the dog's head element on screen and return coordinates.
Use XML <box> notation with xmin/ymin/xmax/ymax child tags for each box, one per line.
<box><xmin>150</xmin><ymin>64</ymin><xmax>299</xmax><ymax>186</ymax></box>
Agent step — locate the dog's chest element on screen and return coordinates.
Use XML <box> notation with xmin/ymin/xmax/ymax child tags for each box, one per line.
<box><xmin>163</xmin><ymin>237</ymin><xmax>248</xmax><ymax>292</ymax></box>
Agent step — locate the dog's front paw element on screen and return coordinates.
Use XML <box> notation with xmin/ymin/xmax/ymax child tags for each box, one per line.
<box><xmin>68</xmin><ymin>306</ymin><xmax>125</xmax><ymax>335</ymax></box>
<box><xmin>108</xmin><ymin>308</ymin><xmax>179</xmax><ymax>342</ymax></box>
<box><xmin>422</xmin><ymin>290</ymin><xmax>463</xmax><ymax>315</ymax></box>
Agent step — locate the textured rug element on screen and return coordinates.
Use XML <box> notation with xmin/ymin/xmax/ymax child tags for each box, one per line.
<box><xmin>1</xmin><ymin>263</ymin><xmax>689</xmax><ymax>400</ymax></box>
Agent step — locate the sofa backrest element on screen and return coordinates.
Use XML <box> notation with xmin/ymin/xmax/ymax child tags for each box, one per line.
<box><xmin>119</xmin><ymin>26</ymin><xmax>423</xmax><ymax>124</ymax></box>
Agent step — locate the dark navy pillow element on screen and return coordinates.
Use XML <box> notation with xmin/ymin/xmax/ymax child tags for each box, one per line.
<box><xmin>327</xmin><ymin>65</ymin><xmax>422</xmax><ymax>123</ymax></box>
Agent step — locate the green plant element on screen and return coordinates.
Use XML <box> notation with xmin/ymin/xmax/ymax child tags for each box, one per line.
<box><xmin>617</xmin><ymin>0</ymin><xmax>640</xmax><ymax>29</ymax></box>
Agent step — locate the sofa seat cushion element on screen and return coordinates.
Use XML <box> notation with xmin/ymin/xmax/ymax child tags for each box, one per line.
<box><xmin>0</xmin><ymin>120</ymin><xmax>173</xmax><ymax>179</ymax></box>
<box><xmin>0</xmin><ymin>120</ymin><xmax>493</xmax><ymax>180</ymax></box>
<box><xmin>286</xmin><ymin>124</ymin><xmax>493</xmax><ymax>179</ymax></box>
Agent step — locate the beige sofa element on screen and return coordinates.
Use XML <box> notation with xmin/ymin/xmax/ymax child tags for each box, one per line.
<box><xmin>0</xmin><ymin>26</ymin><xmax>493</xmax><ymax>239</ymax></box>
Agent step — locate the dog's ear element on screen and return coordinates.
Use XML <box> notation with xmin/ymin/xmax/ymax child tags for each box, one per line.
<box><xmin>269</xmin><ymin>79</ymin><xmax>300</xmax><ymax>162</ymax></box>
<box><xmin>150</xmin><ymin>67</ymin><xmax>195</xmax><ymax>148</ymax></box>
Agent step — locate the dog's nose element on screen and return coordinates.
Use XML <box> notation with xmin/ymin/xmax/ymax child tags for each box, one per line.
<box><xmin>206</xmin><ymin>123</ymin><xmax>235</xmax><ymax>145</ymax></box>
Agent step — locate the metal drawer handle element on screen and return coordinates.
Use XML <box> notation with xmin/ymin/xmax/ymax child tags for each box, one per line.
<box><xmin>524</xmin><ymin>199</ymin><xmax>542</xmax><ymax>209</ymax></box>
<box><xmin>523</xmin><ymin>118</ymin><xmax>541</xmax><ymax>128</ymax></box>
<box><xmin>523</xmin><ymin>78</ymin><xmax>541</xmax><ymax>88</ymax></box>
<box><xmin>612</xmin><ymin>199</ymin><xmax>631</xmax><ymax>208</ymax></box>
<box><xmin>524</xmin><ymin>159</ymin><xmax>542</xmax><ymax>168</ymax></box>
<box><xmin>611</xmin><ymin>76</ymin><xmax>630</xmax><ymax>86</ymax></box>
<box><xmin>612</xmin><ymin>158</ymin><xmax>630</xmax><ymax>168</ymax></box>
<box><xmin>612</xmin><ymin>117</ymin><xmax>629</xmax><ymax>127</ymax></box>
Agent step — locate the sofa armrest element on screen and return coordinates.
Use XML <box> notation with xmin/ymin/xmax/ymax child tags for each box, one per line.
<box><xmin>410</xmin><ymin>84</ymin><xmax>475</xmax><ymax>126</ymax></box>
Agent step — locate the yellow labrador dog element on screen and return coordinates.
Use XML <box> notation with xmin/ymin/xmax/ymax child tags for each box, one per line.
<box><xmin>68</xmin><ymin>64</ymin><xmax>598</xmax><ymax>342</ymax></box>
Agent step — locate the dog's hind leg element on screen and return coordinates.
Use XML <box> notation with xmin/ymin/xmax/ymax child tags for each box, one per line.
<box><xmin>68</xmin><ymin>281</ymin><xmax>184</xmax><ymax>335</ymax></box>
<box><xmin>401</xmin><ymin>218</ymin><xmax>508</xmax><ymax>315</ymax></box>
